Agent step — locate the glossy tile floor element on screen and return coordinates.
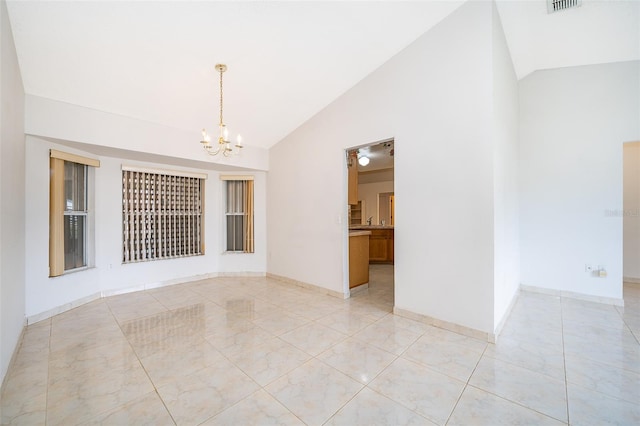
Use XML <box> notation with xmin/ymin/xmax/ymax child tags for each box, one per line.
<box><xmin>2</xmin><ymin>266</ymin><xmax>639</xmax><ymax>425</ymax></box>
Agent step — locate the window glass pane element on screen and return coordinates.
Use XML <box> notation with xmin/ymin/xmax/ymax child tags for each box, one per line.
<box><xmin>226</xmin><ymin>181</ymin><xmax>244</xmax><ymax>214</ymax></box>
<box><xmin>64</xmin><ymin>162</ymin><xmax>86</xmax><ymax>211</ymax></box>
<box><xmin>226</xmin><ymin>215</ymin><xmax>244</xmax><ymax>251</ymax></box>
<box><xmin>64</xmin><ymin>215</ymin><xmax>86</xmax><ymax>270</ymax></box>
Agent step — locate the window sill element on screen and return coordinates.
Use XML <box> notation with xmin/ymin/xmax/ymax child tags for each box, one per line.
<box><xmin>49</xmin><ymin>266</ymin><xmax>94</xmax><ymax>278</ymax></box>
<box><xmin>64</xmin><ymin>265</ymin><xmax>93</xmax><ymax>275</ymax></box>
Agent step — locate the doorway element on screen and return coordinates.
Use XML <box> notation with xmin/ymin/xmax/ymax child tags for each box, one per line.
<box><xmin>345</xmin><ymin>139</ymin><xmax>395</xmax><ymax>308</ymax></box>
<box><xmin>623</xmin><ymin>142</ymin><xmax>640</xmax><ymax>284</ymax></box>
<box><xmin>622</xmin><ymin>141</ymin><xmax>640</xmax><ymax>336</ymax></box>
<box><xmin>378</xmin><ymin>192</ymin><xmax>394</xmax><ymax>226</ymax></box>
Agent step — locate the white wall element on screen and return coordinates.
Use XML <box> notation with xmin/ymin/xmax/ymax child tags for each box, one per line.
<box><xmin>24</xmin><ymin>136</ymin><xmax>267</xmax><ymax>318</ymax></box>
<box><xmin>624</xmin><ymin>142</ymin><xmax>640</xmax><ymax>280</ymax></box>
<box><xmin>491</xmin><ymin>2</ymin><xmax>519</xmax><ymax>330</ymax></box>
<box><xmin>25</xmin><ymin>95</ymin><xmax>269</xmax><ymax>172</ymax></box>
<box><xmin>520</xmin><ymin>61</ymin><xmax>640</xmax><ymax>300</ymax></box>
<box><xmin>268</xmin><ymin>1</ymin><xmax>498</xmax><ymax>334</ymax></box>
<box><xmin>0</xmin><ymin>0</ymin><xmax>26</xmax><ymax>384</ymax></box>
<box><xmin>358</xmin><ymin>180</ymin><xmax>394</xmax><ymax>225</ymax></box>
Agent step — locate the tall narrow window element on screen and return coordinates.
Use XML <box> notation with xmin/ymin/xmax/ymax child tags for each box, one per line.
<box><xmin>222</xmin><ymin>176</ymin><xmax>254</xmax><ymax>253</ymax></box>
<box><xmin>63</xmin><ymin>162</ymin><xmax>87</xmax><ymax>270</ymax></box>
<box><xmin>49</xmin><ymin>150</ymin><xmax>100</xmax><ymax>277</ymax></box>
<box><xmin>122</xmin><ymin>167</ymin><xmax>205</xmax><ymax>263</ymax></box>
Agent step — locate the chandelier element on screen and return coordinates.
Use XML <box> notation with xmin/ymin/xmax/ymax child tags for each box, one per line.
<box><xmin>200</xmin><ymin>64</ymin><xmax>243</xmax><ymax>156</ymax></box>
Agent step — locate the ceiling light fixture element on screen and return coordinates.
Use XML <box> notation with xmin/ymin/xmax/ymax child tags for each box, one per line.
<box><xmin>200</xmin><ymin>64</ymin><xmax>243</xmax><ymax>157</ymax></box>
<box><xmin>358</xmin><ymin>156</ymin><xmax>370</xmax><ymax>166</ymax></box>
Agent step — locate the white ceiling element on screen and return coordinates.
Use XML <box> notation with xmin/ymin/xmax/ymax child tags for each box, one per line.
<box><xmin>6</xmin><ymin>1</ymin><xmax>639</xmax><ymax>150</ymax></box>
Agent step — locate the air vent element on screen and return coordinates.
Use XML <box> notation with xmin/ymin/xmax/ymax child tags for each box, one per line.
<box><xmin>547</xmin><ymin>0</ymin><xmax>582</xmax><ymax>13</ymax></box>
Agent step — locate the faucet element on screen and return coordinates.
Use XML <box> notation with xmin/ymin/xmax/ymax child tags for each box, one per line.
<box><xmin>366</xmin><ymin>216</ymin><xmax>372</xmax><ymax>226</ymax></box>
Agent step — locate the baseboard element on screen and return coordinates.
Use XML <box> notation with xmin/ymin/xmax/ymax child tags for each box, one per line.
<box><xmin>1</xmin><ymin>318</ymin><xmax>27</xmax><ymax>397</ymax></box>
<box><xmin>349</xmin><ymin>283</ymin><xmax>369</xmax><ymax>294</ymax></box>
<box><xmin>623</xmin><ymin>276</ymin><xmax>640</xmax><ymax>285</ymax></box>
<box><xmin>217</xmin><ymin>271</ymin><xmax>266</xmax><ymax>277</ymax></box>
<box><xmin>521</xmin><ymin>284</ymin><xmax>624</xmax><ymax>307</ymax></box>
<box><xmin>493</xmin><ymin>287</ymin><xmax>520</xmax><ymax>343</ymax></box>
<box><xmin>266</xmin><ymin>273</ymin><xmax>348</xmax><ymax>299</ymax></box>
<box><xmin>393</xmin><ymin>307</ymin><xmax>494</xmax><ymax>343</ymax></box>
<box><xmin>27</xmin><ymin>292</ymin><xmax>102</xmax><ymax>324</ymax></box>
<box><xmin>26</xmin><ymin>272</ymin><xmax>267</xmax><ymax>324</ymax></box>
<box><xmin>102</xmin><ymin>272</ymin><xmax>222</xmax><ymax>297</ymax></box>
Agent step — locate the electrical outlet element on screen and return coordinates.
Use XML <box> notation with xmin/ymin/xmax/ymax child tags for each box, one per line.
<box><xmin>598</xmin><ymin>265</ymin><xmax>607</xmax><ymax>278</ymax></box>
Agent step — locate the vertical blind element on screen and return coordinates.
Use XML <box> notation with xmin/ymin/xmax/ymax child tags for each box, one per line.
<box><xmin>122</xmin><ymin>169</ymin><xmax>204</xmax><ymax>263</ymax></box>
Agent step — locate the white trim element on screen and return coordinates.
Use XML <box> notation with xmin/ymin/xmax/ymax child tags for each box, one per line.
<box><xmin>521</xmin><ymin>284</ymin><xmax>624</xmax><ymax>306</ymax></box>
<box><xmin>493</xmin><ymin>287</ymin><xmax>520</xmax><ymax>342</ymax></box>
<box><xmin>266</xmin><ymin>273</ymin><xmax>348</xmax><ymax>299</ymax></box>
<box><xmin>27</xmin><ymin>292</ymin><xmax>102</xmax><ymax>324</ymax></box>
<box><xmin>121</xmin><ymin>165</ymin><xmax>207</xmax><ymax>180</ymax></box>
<box><xmin>220</xmin><ymin>175</ymin><xmax>254</xmax><ymax>181</ymax></box>
<box><xmin>393</xmin><ymin>307</ymin><xmax>494</xmax><ymax>342</ymax></box>
<box><xmin>1</xmin><ymin>319</ymin><xmax>27</xmax><ymax>393</ymax></box>
<box><xmin>27</xmin><ymin>272</ymin><xmax>267</xmax><ymax>324</ymax></box>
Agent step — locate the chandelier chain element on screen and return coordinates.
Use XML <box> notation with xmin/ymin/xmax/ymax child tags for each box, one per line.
<box><xmin>219</xmin><ymin>67</ymin><xmax>224</xmax><ymax>128</ymax></box>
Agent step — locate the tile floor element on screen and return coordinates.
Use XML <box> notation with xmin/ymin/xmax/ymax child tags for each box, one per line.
<box><xmin>1</xmin><ymin>265</ymin><xmax>639</xmax><ymax>425</ymax></box>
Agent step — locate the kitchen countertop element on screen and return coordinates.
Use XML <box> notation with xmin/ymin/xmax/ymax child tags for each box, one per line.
<box><xmin>349</xmin><ymin>230</ymin><xmax>372</xmax><ymax>237</ymax></box>
<box><xmin>349</xmin><ymin>225</ymin><xmax>394</xmax><ymax>230</ymax></box>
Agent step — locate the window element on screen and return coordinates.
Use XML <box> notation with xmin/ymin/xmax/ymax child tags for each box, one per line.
<box><xmin>49</xmin><ymin>150</ymin><xmax>100</xmax><ymax>277</ymax></box>
<box><xmin>122</xmin><ymin>167</ymin><xmax>205</xmax><ymax>263</ymax></box>
<box><xmin>222</xmin><ymin>176</ymin><xmax>254</xmax><ymax>253</ymax></box>
<box><xmin>63</xmin><ymin>162</ymin><xmax>87</xmax><ymax>270</ymax></box>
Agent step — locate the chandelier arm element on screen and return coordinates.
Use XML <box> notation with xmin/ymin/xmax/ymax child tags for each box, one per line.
<box><xmin>206</xmin><ymin>145</ymin><xmax>223</xmax><ymax>156</ymax></box>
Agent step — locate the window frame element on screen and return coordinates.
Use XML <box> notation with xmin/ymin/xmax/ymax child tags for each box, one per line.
<box><xmin>62</xmin><ymin>162</ymin><xmax>88</xmax><ymax>271</ymax></box>
<box><xmin>49</xmin><ymin>150</ymin><xmax>100</xmax><ymax>277</ymax></box>
<box><xmin>121</xmin><ymin>166</ymin><xmax>207</xmax><ymax>263</ymax></box>
<box><xmin>221</xmin><ymin>175</ymin><xmax>255</xmax><ymax>254</ymax></box>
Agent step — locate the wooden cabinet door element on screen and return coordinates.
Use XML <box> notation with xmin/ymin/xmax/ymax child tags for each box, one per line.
<box><xmin>369</xmin><ymin>230</ymin><xmax>389</xmax><ymax>262</ymax></box>
<box><xmin>349</xmin><ymin>235</ymin><xmax>370</xmax><ymax>288</ymax></box>
<box><xmin>369</xmin><ymin>229</ymin><xmax>394</xmax><ymax>264</ymax></box>
<box><xmin>347</xmin><ymin>152</ymin><xmax>358</xmax><ymax>205</ymax></box>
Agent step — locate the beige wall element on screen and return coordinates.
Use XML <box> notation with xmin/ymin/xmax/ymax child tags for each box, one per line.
<box><xmin>358</xmin><ymin>180</ymin><xmax>394</xmax><ymax>225</ymax></box>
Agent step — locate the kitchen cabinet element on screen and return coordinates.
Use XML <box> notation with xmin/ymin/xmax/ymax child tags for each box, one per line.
<box><xmin>349</xmin><ymin>231</ymin><xmax>370</xmax><ymax>288</ymax></box>
<box><xmin>348</xmin><ymin>151</ymin><xmax>358</xmax><ymax>205</ymax></box>
<box><xmin>350</xmin><ymin>200</ymin><xmax>365</xmax><ymax>225</ymax></box>
<box><xmin>368</xmin><ymin>228</ymin><xmax>394</xmax><ymax>264</ymax></box>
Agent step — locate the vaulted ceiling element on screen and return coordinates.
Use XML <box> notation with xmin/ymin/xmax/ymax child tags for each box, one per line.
<box><xmin>6</xmin><ymin>0</ymin><xmax>639</xmax><ymax>150</ymax></box>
